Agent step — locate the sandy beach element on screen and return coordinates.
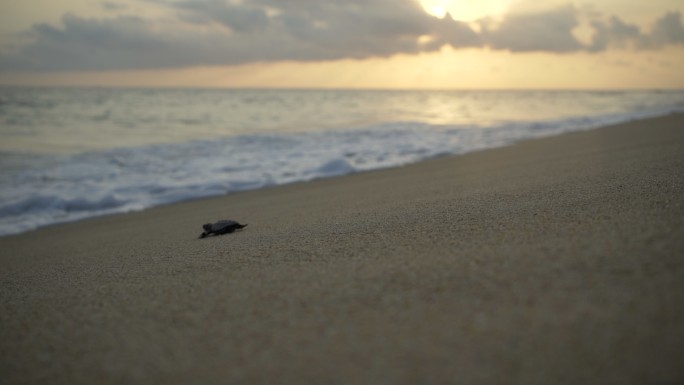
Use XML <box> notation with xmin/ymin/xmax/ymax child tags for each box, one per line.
<box><xmin>1</xmin><ymin>113</ymin><xmax>683</xmax><ymax>384</ymax></box>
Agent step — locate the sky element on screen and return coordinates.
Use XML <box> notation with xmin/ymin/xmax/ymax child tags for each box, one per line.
<box><xmin>0</xmin><ymin>0</ymin><xmax>683</xmax><ymax>89</ymax></box>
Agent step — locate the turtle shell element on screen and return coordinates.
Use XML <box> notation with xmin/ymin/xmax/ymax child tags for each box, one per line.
<box><xmin>200</xmin><ymin>219</ymin><xmax>247</xmax><ymax>238</ymax></box>
<box><xmin>210</xmin><ymin>220</ymin><xmax>242</xmax><ymax>232</ymax></box>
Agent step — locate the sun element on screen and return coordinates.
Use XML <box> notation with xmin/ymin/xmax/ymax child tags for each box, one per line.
<box><xmin>419</xmin><ymin>0</ymin><xmax>511</xmax><ymax>21</ymax></box>
<box><xmin>423</xmin><ymin>0</ymin><xmax>450</xmax><ymax>18</ymax></box>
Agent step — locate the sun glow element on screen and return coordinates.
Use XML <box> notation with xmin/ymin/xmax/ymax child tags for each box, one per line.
<box><xmin>420</xmin><ymin>0</ymin><xmax>511</xmax><ymax>21</ymax></box>
<box><xmin>424</xmin><ymin>0</ymin><xmax>449</xmax><ymax>18</ymax></box>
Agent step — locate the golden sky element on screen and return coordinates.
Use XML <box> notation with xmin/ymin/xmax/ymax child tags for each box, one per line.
<box><xmin>0</xmin><ymin>0</ymin><xmax>683</xmax><ymax>89</ymax></box>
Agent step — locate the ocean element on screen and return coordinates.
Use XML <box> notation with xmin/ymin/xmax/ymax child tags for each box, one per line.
<box><xmin>1</xmin><ymin>87</ymin><xmax>683</xmax><ymax>236</ymax></box>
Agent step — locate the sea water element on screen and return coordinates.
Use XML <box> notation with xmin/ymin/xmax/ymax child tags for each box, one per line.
<box><xmin>1</xmin><ymin>87</ymin><xmax>683</xmax><ymax>236</ymax></box>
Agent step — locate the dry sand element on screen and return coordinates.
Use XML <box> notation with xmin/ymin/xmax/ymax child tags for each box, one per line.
<box><xmin>1</xmin><ymin>114</ymin><xmax>683</xmax><ymax>385</ymax></box>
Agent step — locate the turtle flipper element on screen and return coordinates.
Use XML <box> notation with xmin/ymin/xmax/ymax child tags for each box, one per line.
<box><xmin>199</xmin><ymin>232</ymin><xmax>208</xmax><ymax>239</ymax></box>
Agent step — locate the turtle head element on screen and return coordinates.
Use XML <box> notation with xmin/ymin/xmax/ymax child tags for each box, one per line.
<box><xmin>202</xmin><ymin>223</ymin><xmax>213</xmax><ymax>232</ymax></box>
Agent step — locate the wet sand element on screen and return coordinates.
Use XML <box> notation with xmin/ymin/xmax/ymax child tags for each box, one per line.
<box><xmin>1</xmin><ymin>114</ymin><xmax>683</xmax><ymax>384</ymax></box>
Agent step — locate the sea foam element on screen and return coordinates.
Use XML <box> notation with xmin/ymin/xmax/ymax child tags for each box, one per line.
<box><xmin>1</xmin><ymin>88</ymin><xmax>683</xmax><ymax>236</ymax></box>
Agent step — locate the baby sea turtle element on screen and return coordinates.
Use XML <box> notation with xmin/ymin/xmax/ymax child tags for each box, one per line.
<box><xmin>199</xmin><ymin>220</ymin><xmax>248</xmax><ymax>238</ymax></box>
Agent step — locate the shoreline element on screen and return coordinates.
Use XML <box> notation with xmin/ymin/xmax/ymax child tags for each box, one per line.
<box><xmin>1</xmin><ymin>113</ymin><xmax>683</xmax><ymax>384</ymax></box>
<box><xmin>3</xmin><ymin>110</ymin><xmax>682</xmax><ymax>239</ymax></box>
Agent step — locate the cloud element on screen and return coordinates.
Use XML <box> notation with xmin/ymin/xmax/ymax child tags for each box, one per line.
<box><xmin>102</xmin><ymin>2</ymin><xmax>128</xmax><ymax>11</ymax></box>
<box><xmin>482</xmin><ymin>4</ymin><xmax>584</xmax><ymax>52</ymax></box>
<box><xmin>1</xmin><ymin>14</ymin><xmax>198</xmax><ymax>71</ymax></box>
<box><xmin>646</xmin><ymin>11</ymin><xmax>684</xmax><ymax>47</ymax></box>
<box><xmin>171</xmin><ymin>0</ymin><xmax>271</xmax><ymax>33</ymax></box>
<box><xmin>0</xmin><ymin>0</ymin><xmax>682</xmax><ymax>72</ymax></box>
<box><xmin>587</xmin><ymin>11</ymin><xmax>684</xmax><ymax>51</ymax></box>
<box><xmin>1</xmin><ymin>0</ymin><xmax>478</xmax><ymax>70</ymax></box>
<box><xmin>588</xmin><ymin>16</ymin><xmax>642</xmax><ymax>52</ymax></box>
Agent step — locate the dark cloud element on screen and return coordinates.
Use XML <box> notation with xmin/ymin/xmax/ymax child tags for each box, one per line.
<box><xmin>647</xmin><ymin>11</ymin><xmax>684</xmax><ymax>47</ymax></box>
<box><xmin>1</xmin><ymin>14</ymin><xmax>195</xmax><ymax>70</ymax></box>
<box><xmin>482</xmin><ymin>4</ymin><xmax>584</xmax><ymax>52</ymax></box>
<box><xmin>1</xmin><ymin>0</ymin><xmax>477</xmax><ymax>70</ymax></box>
<box><xmin>0</xmin><ymin>0</ymin><xmax>682</xmax><ymax>72</ymax></box>
<box><xmin>588</xmin><ymin>16</ymin><xmax>642</xmax><ymax>52</ymax></box>
<box><xmin>588</xmin><ymin>11</ymin><xmax>684</xmax><ymax>51</ymax></box>
<box><xmin>172</xmin><ymin>0</ymin><xmax>270</xmax><ymax>33</ymax></box>
<box><xmin>102</xmin><ymin>2</ymin><xmax>128</xmax><ymax>11</ymax></box>
<box><xmin>428</xmin><ymin>13</ymin><xmax>482</xmax><ymax>49</ymax></box>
